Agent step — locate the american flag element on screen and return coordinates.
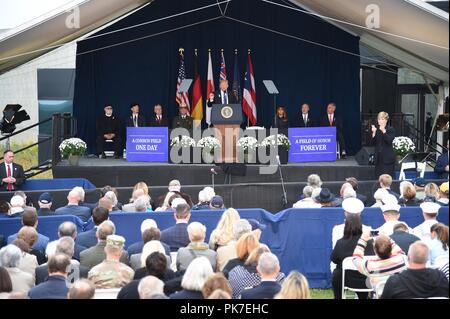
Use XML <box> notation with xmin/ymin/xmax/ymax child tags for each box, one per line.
<box><xmin>219</xmin><ymin>50</ymin><xmax>227</xmax><ymax>81</ymax></box>
<box><xmin>243</xmin><ymin>51</ymin><xmax>256</xmax><ymax>126</ymax></box>
<box><xmin>176</xmin><ymin>49</ymin><xmax>190</xmax><ymax>112</ymax></box>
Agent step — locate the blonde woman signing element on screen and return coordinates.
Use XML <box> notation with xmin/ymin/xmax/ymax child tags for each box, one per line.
<box><xmin>371</xmin><ymin>112</ymin><xmax>396</xmax><ymax>179</ymax></box>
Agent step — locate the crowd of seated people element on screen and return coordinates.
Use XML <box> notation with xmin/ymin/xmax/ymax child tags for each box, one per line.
<box><xmin>0</xmin><ymin>172</ymin><xmax>448</xmax><ymax>299</ymax></box>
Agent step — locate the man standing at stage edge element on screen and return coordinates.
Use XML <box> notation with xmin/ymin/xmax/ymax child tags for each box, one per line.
<box><xmin>96</xmin><ymin>104</ymin><xmax>121</xmax><ymax>159</ymax></box>
<box><xmin>320</xmin><ymin>103</ymin><xmax>347</xmax><ymax>159</ymax></box>
<box><xmin>0</xmin><ymin>150</ymin><xmax>25</xmax><ymax>191</ymax></box>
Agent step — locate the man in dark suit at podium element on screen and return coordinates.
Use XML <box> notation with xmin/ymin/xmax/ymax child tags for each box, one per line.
<box><xmin>294</xmin><ymin>103</ymin><xmax>315</xmax><ymax>127</ymax></box>
<box><xmin>320</xmin><ymin>102</ymin><xmax>347</xmax><ymax>159</ymax></box>
<box><xmin>148</xmin><ymin>104</ymin><xmax>168</xmax><ymax>127</ymax></box>
<box><xmin>207</xmin><ymin>79</ymin><xmax>238</xmax><ymax>108</ymax></box>
<box><xmin>125</xmin><ymin>103</ymin><xmax>146</xmax><ymax>128</ymax></box>
<box><xmin>172</xmin><ymin>104</ymin><xmax>193</xmax><ymax>131</ymax></box>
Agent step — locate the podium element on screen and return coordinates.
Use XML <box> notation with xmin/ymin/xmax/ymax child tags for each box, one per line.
<box><xmin>211</xmin><ymin>104</ymin><xmax>243</xmax><ymax>163</ymax></box>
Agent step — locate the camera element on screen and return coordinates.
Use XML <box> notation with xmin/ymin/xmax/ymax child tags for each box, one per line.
<box><xmin>370</xmin><ymin>230</ymin><xmax>379</xmax><ymax>237</ymax></box>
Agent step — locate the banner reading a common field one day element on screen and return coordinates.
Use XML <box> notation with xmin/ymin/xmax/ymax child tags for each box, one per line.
<box><xmin>126</xmin><ymin>127</ymin><xmax>168</xmax><ymax>162</ymax></box>
<box><xmin>288</xmin><ymin>127</ymin><xmax>337</xmax><ymax>162</ymax></box>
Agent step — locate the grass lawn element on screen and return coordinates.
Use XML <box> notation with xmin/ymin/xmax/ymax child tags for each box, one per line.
<box><xmin>310</xmin><ymin>289</ymin><xmax>334</xmax><ymax>299</ymax></box>
<box><xmin>1</xmin><ymin>143</ymin><xmax>53</xmax><ymax>179</ymax></box>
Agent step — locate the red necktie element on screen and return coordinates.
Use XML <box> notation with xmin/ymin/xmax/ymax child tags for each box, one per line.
<box><xmin>7</xmin><ymin>164</ymin><xmax>12</xmax><ymax>191</ymax></box>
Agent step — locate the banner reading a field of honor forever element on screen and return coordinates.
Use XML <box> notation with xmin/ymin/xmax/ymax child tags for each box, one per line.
<box><xmin>126</xmin><ymin>127</ymin><xmax>168</xmax><ymax>162</ymax></box>
<box><xmin>288</xmin><ymin>127</ymin><xmax>337</xmax><ymax>162</ymax></box>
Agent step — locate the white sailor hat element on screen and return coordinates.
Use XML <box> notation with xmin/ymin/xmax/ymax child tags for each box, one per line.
<box><xmin>342</xmin><ymin>198</ymin><xmax>364</xmax><ymax>214</ymax></box>
<box><xmin>420</xmin><ymin>202</ymin><xmax>440</xmax><ymax>215</ymax></box>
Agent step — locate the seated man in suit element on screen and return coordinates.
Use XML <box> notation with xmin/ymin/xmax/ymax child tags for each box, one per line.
<box><xmin>294</xmin><ymin>103</ymin><xmax>315</xmax><ymax>127</ymax></box>
<box><xmin>125</xmin><ymin>102</ymin><xmax>146</xmax><ymax>128</ymax></box>
<box><xmin>127</xmin><ymin>219</ymin><xmax>170</xmax><ymax>256</ymax></box>
<box><xmin>28</xmin><ymin>253</ymin><xmax>71</xmax><ymax>299</ymax></box>
<box><xmin>76</xmin><ymin>207</ymin><xmax>109</xmax><ymax>249</ymax></box>
<box><xmin>55</xmin><ymin>189</ymin><xmax>91</xmax><ymax>222</ymax></box>
<box><xmin>149</xmin><ymin>104</ymin><xmax>169</xmax><ymax>127</ymax></box>
<box><xmin>44</xmin><ymin>222</ymin><xmax>86</xmax><ymax>262</ymax></box>
<box><xmin>37</xmin><ymin>192</ymin><xmax>55</xmax><ymax>216</ymax></box>
<box><xmin>172</xmin><ymin>104</ymin><xmax>193</xmax><ymax>131</ymax></box>
<box><xmin>434</xmin><ymin>140</ymin><xmax>449</xmax><ymax>179</ymax></box>
<box><xmin>320</xmin><ymin>103</ymin><xmax>347</xmax><ymax>159</ymax></box>
<box><xmin>7</xmin><ymin>207</ymin><xmax>49</xmax><ymax>253</ymax></box>
<box><xmin>160</xmin><ymin>203</ymin><xmax>191</xmax><ymax>252</ymax></box>
<box><xmin>96</xmin><ymin>104</ymin><xmax>121</xmax><ymax>159</ymax></box>
<box><xmin>240</xmin><ymin>252</ymin><xmax>282</xmax><ymax>299</ymax></box>
<box><xmin>80</xmin><ymin>220</ymin><xmax>129</xmax><ymax>269</ymax></box>
<box><xmin>0</xmin><ymin>150</ymin><xmax>25</xmax><ymax>191</ymax></box>
<box><xmin>35</xmin><ymin>237</ymin><xmax>88</xmax><ymax>285</ymax></box>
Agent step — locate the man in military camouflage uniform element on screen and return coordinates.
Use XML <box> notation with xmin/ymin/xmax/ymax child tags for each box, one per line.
<box><xmin>88</xmin><ymin>235</ymin><xmax>134</xmax><ymax>289</ymax></box>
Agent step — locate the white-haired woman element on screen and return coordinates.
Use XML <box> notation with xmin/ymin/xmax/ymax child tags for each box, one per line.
<box><xmin>177</xmin><ymin>222</ymin><xmax>217</xmax><ymax>271</ymax></box>
<box><xmin>0</xmin><ymin>245</ymin><xmax>34</xmax><ymax>293</ymax></box>
<box><xmin>129</xmin><ymin>240</ymin><xmax>169</xmax><ymax>271</ymax></box>
<box><xmin>209</xmin><ymin>208</ymin><xmax>241</xmax><ymax>250</ymax></box>
<box><xmin>169</xmin><ymin>257</ymin><xmax>213</xmax><ymax>299</ymax></box>
<box><xmin>371</xmin><ymin>188</ymin><xmax>389</xmax><ymax>207</ymax></box>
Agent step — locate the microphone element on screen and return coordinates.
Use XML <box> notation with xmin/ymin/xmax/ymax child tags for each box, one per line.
<box><xmin>210</xmin><ymin>168</ymin><xmax>218</xmax><ymax>175</ymax></box>
<box><xmin>276</xmin><ymin>155</ymin><xmax>281</xmax><ymax>166</ymax></box>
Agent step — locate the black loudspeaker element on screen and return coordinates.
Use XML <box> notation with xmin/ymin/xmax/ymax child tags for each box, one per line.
<box><xmin>355</xmin><ymin>147</ymin><xmax>376</xmax><ymax>165</ymax></box>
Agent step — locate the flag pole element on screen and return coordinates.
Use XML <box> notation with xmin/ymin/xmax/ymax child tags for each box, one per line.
<box><xmin>247</xmin><ymin>49</ymin><xmax>251</xmax><ymax>128</ymax></box>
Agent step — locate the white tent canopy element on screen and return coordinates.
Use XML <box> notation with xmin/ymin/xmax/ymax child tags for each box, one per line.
<box><xmin>289</xmin><ymin>0</ymin><xmax>449</xmax><ymax>83</ymax></box>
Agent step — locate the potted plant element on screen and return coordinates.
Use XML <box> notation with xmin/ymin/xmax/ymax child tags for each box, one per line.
<box><xmin>237</xmin><ymin>136</ymin><xmax>259</xmax><ymax>163</ymax></box>
<box><xmin>260</xmin><ymin>133</ymin><xmax>291</xmax><ymax>164</ymax></box>
<box><xmin>59</xmin><ymin>138</ymin><xmax>87</xmax><ymax>166</ymax></box>
<box><xmin>393</xmin><ymin>136</ymin><xmax>416</xmax><ymax>162</ymax></box>
<box><xmin>197</xmin><ymin>136</ymin><xmax>221</xmax><ymax>163</ymax></box>
<box><xmin>170</xmin><ymin>135</ymin><xmax>196</xmax><ymax>163</ymax></box>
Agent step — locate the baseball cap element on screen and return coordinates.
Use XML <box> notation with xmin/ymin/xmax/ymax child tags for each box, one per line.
<box><xmin>38</xmin><ymin>192</ymin><xmax>53</xmax><ymax>204</ymax></box>
<box><xmin>248</xmin><ymin>219</ymin><xmax>267</xmax><ymax>231</ymax></box>
<box><xmin>413</xmin><ymin>178</ymin><xmax>426</xmax><ymax>187</ymax></box>
<box><xmin>106</xmin><ymin>234</ymin><xmax>125</xmax><ymax>248</ymax></box>
<box><xmin>210</xmin><ymin>195</ymin><xmax>224</xmax><ymax>208</ymax></box>
<box><xmin>342</xmin><ymin>198</ymin><xmax>364</xmax><ymax>214</ymax></box>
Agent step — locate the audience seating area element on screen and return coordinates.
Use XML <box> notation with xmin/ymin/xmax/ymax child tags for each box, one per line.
<box><xmin>0</xmin><ymin>206</ymin><xmax>447</xmax><ymax>288</ymax></box>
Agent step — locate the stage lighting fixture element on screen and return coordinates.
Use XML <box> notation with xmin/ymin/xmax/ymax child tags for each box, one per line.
<box><xmin>0</xmin><ymin>104</ymin><xmax>31</xmax><ymax>134</ymax></box>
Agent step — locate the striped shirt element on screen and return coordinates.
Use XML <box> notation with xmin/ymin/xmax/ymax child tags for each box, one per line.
<box><xmin>352</xmin><ymin>238</ymin><xmax>407</xmax><ymax>288</ymax></box>
<box><xmin>440</xmin><ymin>263</ymin><xmax>449</xmax><ymax>281</ymax></box>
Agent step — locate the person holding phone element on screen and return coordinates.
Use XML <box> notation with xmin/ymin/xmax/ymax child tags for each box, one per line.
<box><xmin>371</xmin><ymin>112</ymin><xmax>396</xmax><ymax>179</ymax></box>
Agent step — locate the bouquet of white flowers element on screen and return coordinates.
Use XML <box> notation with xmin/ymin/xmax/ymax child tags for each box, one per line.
<box><xmin>197</xmin><ymin>137</ymin><xmax>221</xmax><ymax>154</ymax></box>
<box><xmin>237</xmin><ymin>136</ymin><xmax>259</xmax><ymax>153</ymax></box>
<box><xmin>260</xmin><ymin>134</ymin><xmax>291</xmax><ymax>151</ymax></box>
<box><xmin>393</xmin><ymin>136</ymin><xmax>415</xmax><ymax>157</ymax></box>
<box><xmin>170</xmin><ymin>136</ymin><xmax>196</xmax><ymax>148</ymax></box>
<box><xmin>59</xmin><ymin>138</ymin><xmax>87</xmax><ymax>159</ymax></box>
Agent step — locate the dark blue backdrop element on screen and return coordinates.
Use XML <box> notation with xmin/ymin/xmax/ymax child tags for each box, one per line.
<box><xmin>73</xmin><ymin>0</ymin><xmax>361</xmax><ymax>154</ymax></box>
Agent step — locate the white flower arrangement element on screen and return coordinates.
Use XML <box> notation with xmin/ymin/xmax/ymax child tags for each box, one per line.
<box><xmin>59</xmin><ymin>138</ymin><xmax>87</xmax><ymax>158</ymax></box>
<box><xmin>260</xmin><ymin>134</ymin><xmax>291</xmax><ymax>151</ymax></box>
<box><xmin>393</xmin><ymin>136</ymin><xmax>416</xmax><ymax>157</ymax></box>
<box><xmin>197</xmin><ymin>137</ymin><xmax>221</xmax><ymax>153</ymax></box>
<box><xmin>170</xmin><ymin>136</ymin><xmax>196</xmax><ymax>148</ymax></box>
<box><xmin>237</xmin><ymin>136</ymin><xmax>259</xmax><ymax>153</ymax></box>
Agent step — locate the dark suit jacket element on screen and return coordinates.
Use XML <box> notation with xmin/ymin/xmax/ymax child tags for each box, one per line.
<box><xmin>169</xmin><ymin>289</ymin><xmax>203</xmax><ymax>299</ymax></box>
<box><xmin>96</xmin><ymin>115</ymin><xmax>121</xmax><ymax>137</ymax></box>
<box><xmin>149</xmin><ymin>114</ymin><xmax>169</xmax><ymax>127</ymax></box>
<box><xmin>171</xmin><ymin>115</ymin><xmax>193</xmax><ymax>130</ymax></box>
<box><xmin>0</xmin><ymin>162</ymin><xmax>25</xmax><ymax>191</ymax></box>
<box><xmin>320</xmin><ymin>114</ymin><xmax>343</xmax><ymax>132</ymax></box>
<box><xmin>294</xmin><ymin>113</ymin><xmax>315</xmax><ymax>127</ymax></box>
<box><xmin>37</xmin><ymin>208</ymin><xmax>55</xmax><ymax>216</ymax></box>
<box><xmin>356</xmin><ymin>193</ymin><xmax>367</xmax><ymax>206</ymax></box>
<box><xmin>207</xmin><ymin>90</ymin><xmax>238</xmax><ymax>108</ymax></box>
<box><xmin>73</xmin><ymin>243</ymin><xmax>86</xmax><ymax>261</ymax></box>
<box><xmin>55</xmin><ymin>205</ymin><xmax>91</xmax><ymax>222</ymax></box>
<box><xmin>79</xmin><ymin>241</ymin><xmax>129</xmax><ymax>269</ymax></box>
<box><xmin>240</xmin><ymin>281</ymin><xmax>281</xmax><ymax>299</ymax></box>
<box><xmin>76</xmin><ymin>228</ymin><xmax>97</xmax><ymax>248</ymax></box>
<box><xmin>127</xmin><ymin>240</ymin><xmax>171</xmax><ymax>256</ymax></box>
<box><xmin>272</xmin><ymin>117</ymin><xmax>290</xmax><ymax>129</ymax></box>
<box><xmin>28</xmin><ymin>275</ymin><xmax>69</xmax><ymax>299</ymax></box>
<box><xmin>125</xmin><ymin>114</ymin><xmax>146</xmax><ymax>128</ymax></box>
<box><xmin>371</xmin><ymin>126</ymin><xmax>396</xmax><ymax>165</ymax></box>
<box><xmin>35</xmin><ymin>262</ymin><xmax>89</xmax><ymax>285</ymax></box>
<box><xmin>389</xmin><ymin>231</ymin><xmax>420</xmax><ymax>255</ymax></box>
<box><xmin>435</xmin><ymin>152</ymin><xmax>449</xmax><ymax>179</ymax></box>
<box><xmin>160</xmin><ymin>223</ymin><xmax>190</xmax><ymax>252</ymax></box>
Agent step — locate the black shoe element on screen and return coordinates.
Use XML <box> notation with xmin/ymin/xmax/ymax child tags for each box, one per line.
<box><xmin>341</xmin><ymin>153</ymin><xmax>347</xmax><ymax>159</ymax></box>
<box><xmin>99</xmin><ymin>153</ymin><xmax>106</xmax><ymax>159</ymax></box>
<box><xmin>114</xmin><ymin>154</ymin><xmax>120</xmax><ymax>159</ymax></box>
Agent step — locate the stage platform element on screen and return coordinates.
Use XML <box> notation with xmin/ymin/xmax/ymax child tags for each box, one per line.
<box><xmin>53</xmin><ymin>156</ymin><xmax>376</xmax><ymax>188</ymax></box>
